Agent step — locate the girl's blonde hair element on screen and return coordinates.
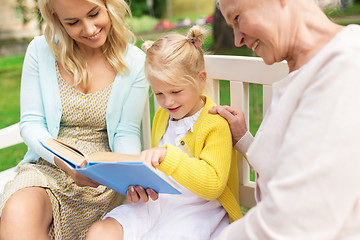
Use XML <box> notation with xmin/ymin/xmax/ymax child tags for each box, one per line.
<box><xmin>38</xmin><ymin>0</ymin><xmax>135</xmax><ymax>87</ymax></box>
<box><xmin>142</xmin><ymin>25</ymin><xmax>206</xmax><ymax>93</ymax></box>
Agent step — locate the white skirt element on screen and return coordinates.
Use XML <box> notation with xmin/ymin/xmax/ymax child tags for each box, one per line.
<box><xmin>104</xmin><ymin>174</ymin><xmax>228</xmax><ymax>240</ymax></box>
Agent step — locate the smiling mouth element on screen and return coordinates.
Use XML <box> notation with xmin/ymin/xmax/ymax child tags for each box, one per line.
<box><xmin>168</xmin><ymin>106</ymin><xmax>181</xmax><ymax>113</ymax></box>
<box><xmin>86</xmin><ymin>28</ymin><xmax>102</xmax><ymax>40</ymax></box>
<box><xmin>252</xmin><ymin>40</ymin><xmax>260</xmax><ymax>51</ymax></box>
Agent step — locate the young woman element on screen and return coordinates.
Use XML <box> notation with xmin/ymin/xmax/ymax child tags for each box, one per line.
<box><xmin>0</xmin><ymin>0</ymin><xmax>150</xmax><ymax>239</ymax></box>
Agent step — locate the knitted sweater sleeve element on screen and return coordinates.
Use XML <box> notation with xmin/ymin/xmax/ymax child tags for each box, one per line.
<box><xmin>158</xmin><ymin>116</ymin><xmax>233</xmax><ymax>200</ymax></box>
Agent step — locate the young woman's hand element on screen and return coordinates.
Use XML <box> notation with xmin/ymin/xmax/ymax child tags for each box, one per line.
<box><xmin>126</xmin><ymin>186</ymin><xmax>159</xmax><ymax>203</ymax></box>
<box><xmin>209</xmin><ymin>105</ymin><xmax>248</xmax><ymax>145</ymax></box>
<box><xmin>54</xmin><ymin>156</ymin><xmax>100</xmax><ymax>188</ymax></box>
<box><xmin>140</xmin><ymin>147</ymin><xmax>167</xmax><ymax>168</ymax></box>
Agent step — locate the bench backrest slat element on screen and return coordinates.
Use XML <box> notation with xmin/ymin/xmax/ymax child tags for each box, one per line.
<box><xmin>204</xmin><ymin>55</ymin><xmax>288</xmax><ymax>208</ymax></box>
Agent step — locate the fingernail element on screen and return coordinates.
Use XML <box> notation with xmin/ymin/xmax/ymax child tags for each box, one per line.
<box><xmin>131</xmin><ymin>186</ymin><xmax>135</xmax><ymax>192</ymax></box>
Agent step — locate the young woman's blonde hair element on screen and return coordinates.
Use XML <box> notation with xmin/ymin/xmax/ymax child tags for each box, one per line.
<box><xmin>38</xmin><ymin>0</ymin><xmax>135</xmax><ymax>87</ymax></box>
<box><xmin>142</xmin><ymin>25</ymin><xmax>206</xmax><ymax>93</ymax></box>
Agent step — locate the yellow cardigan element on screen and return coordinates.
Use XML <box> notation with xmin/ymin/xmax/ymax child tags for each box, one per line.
<box><xmin>152</xmin><ymin>96</ymin><xmax>243</xmax><ymax>222</ymax></box>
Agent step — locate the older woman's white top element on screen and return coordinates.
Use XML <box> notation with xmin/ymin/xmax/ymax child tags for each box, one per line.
<box><xmin>218</xmin><ymin>24</ymin><xmax>360</xmax><ymax>239</ymax></box>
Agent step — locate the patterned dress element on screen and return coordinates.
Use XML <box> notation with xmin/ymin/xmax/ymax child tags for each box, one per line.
<box><xmin>0</xmin><ymin>64</ymin><xmax>124</xmax><ymax>239</ymax></box>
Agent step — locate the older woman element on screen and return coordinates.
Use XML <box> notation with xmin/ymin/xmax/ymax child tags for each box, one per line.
<box><xmin>210</xmin><ymin>0</ymin><xmax>360</xmax><ymax>239</ymax></box>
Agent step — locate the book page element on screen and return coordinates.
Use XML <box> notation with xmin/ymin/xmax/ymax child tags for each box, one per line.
<box><xmin>88</xmin><ymin>152</ymin><xmax>159</xmax><ymax>173</ymax></box>
<box><xmin>88</xmin><ymin>152</ymin><xmax>143</xmax><ymax>163</ymax></box>
<box><xmin>43</xmin><ymin>138</ymin><xmax>87</xmax><ymax>167</ymax></box>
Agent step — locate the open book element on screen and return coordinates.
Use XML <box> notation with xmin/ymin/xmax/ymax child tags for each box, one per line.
<box><xmin>40</xmin><ymin>138</ymin><xmax>181</xmax><ymax>195</ymax></box>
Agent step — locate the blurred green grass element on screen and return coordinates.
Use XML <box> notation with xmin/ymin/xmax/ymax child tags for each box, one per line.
<box><xmin>0</xmin><ymin>55</ymin><xmax>27</xmax><ymax>170</ymax></box>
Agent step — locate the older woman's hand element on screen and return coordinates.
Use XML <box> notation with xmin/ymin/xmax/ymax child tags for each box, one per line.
<box><xmin>209</xmin><ymin>105</ymin><xmax>248</xmax><ymax>144</ymax></box>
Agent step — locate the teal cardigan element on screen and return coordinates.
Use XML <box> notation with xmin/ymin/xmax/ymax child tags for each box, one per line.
<box><xmin>19</xmin><ymin>36</ymin><xmax>148</xmax><ymax>166</ymax></box>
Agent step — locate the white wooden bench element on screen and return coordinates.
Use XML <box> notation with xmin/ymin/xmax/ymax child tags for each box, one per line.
<box><xmin>0</xmin><ymin>55</ymin><xmax>289</xmax><ymax>209</ymax></box>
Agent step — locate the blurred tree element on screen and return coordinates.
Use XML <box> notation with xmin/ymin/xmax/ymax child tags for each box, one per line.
<box><xmin>155</xmin><ymin>0</ymin><xmax>170</xmax><ymax>18</ymax></box>
<box><xmin>147</xmin><ymin>0</ymin><xmax>155</xmax><ymax>18</ymax></box>
<box><xmin>127</xmin><ymin>0</ymin><xmax>147</xmax><ymax>17</ymax></box>
<box><xmin>212</xmin><ymin>6</ymin><xmax>234</xmax><ymax>50</ymax></box>
<box><xmin>14</xmin><ymin>0</ymin><xmax>167</xmax><ymax>30</ymax></box>
<box><xmin>15</xmin><ymin>0</ymin><xmax>42</xmax><ymax>33</ymax></box>
<box><xmin>127</xmin><ymin>0</ymin><xmax>167</xmax><ymax>18</ymax></box>
<box><xmin>15</xmin><ymin>0</ymin><xmax>32</xmax><ymax>24</ymax></box>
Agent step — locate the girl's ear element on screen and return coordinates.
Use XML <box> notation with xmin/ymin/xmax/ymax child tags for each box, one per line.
<box><xmin>198</xmin><ymin>71</ymin><xmax>207</xmax><ymax>90</ymax></box>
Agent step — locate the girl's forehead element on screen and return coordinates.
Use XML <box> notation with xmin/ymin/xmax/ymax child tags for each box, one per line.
<box><xmin>150</xmin><ymin>79</ymin><xmax>179</xmax><ymax>89</ymax></box>
<box><xmin>149</xmin><ymin>78</ymin><xmax>188</xmax><ymax>91</ymax></box>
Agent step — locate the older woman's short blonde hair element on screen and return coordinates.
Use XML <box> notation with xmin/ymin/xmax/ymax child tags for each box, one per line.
<box><xmin>316</xmin><ymin>0</ymin><xmax>341</xmax><ymax>9</ymax></box>
<box><xmin>216</xmin><ymin>0</ymin><xmax>340</xmax><ymax>10</ymax></box>
<box><xmin>38</xmin><ymin>0</ymin><xmax>135</xmax><ymax>87</ymax></box>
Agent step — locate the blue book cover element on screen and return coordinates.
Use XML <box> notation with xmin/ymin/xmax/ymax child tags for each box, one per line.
<box><xmin>40</xmin><ymin>138</ymin><xmax>181</xmax><ymax>195</ymax></box>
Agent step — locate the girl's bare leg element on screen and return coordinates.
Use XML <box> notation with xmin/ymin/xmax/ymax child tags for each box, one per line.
<box><xmin>0</xmin><ymin>187</ymin><xmax>53</xmax><ymax>240</ymax></box>
<box><xmin>86</xmin><ymin>218</ymin><xmax>123</xmax><ymax>240</ymax></box>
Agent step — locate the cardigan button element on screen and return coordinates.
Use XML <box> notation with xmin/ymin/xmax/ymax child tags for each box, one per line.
<box><xmin>180</xmin><ymin>140</ymin><xmax>185</xmax><ymax>145</ymax></box>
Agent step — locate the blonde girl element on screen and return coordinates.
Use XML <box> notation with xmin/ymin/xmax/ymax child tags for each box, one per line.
<box><xmin>86</xmin><ymin>25</ymin><xmax>242</xmax><ymax>240</ymax></box>
<box><xmin>0</xmin><ymin>0</ymin><xmax>149</xmax><ymax>239</ymax></box>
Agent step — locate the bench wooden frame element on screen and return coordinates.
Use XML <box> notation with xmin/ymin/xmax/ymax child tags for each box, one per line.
<box><xmin>0</xmin><ymin>55</ymin><xmax>289</xmax><ymax>208</ymax></box>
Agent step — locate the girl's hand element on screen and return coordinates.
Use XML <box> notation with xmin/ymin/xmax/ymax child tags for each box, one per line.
<box><xmin>126</xmin><ymin>147</ymin><xmax>165</xmax><ymax>203</ymax></box>
<box><xmin>140</xmin><ymin>147</ymin><xmax>167</xmax><ymax>168</ymax></box>
<box><xmin>126</xmin><ymin>186</ymin><xmax>159</xmax><ymax>203</ymax></box>
<box><xmin>54</xmin><ymin>156</ymin><xmax>100</xmax><ymax>188</ymax></box>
